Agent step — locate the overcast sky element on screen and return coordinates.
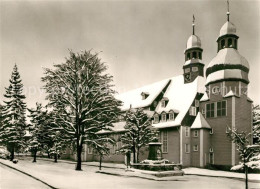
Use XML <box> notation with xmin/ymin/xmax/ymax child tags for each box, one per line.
<box><xmin>0</xmin><ymin>0</ymin><xmax>259</xmax><ymax>109</ymax></box>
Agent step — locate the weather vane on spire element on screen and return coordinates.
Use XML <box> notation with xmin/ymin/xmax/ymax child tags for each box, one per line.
<box><xmin>192</xmin><ymin>14</ymin><xmax>195</xmax><ymax>35</ymax></box>
<box><xmin>227</xmin><ymin>0</ymin><xmax>230</xmax><ymax>21</ymax></box>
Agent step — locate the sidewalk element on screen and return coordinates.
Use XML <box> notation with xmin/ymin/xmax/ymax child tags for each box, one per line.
<box><xmin>39</xmin><ymin>157</ymin><xmax>260</xmax><ymax>182</ymax></box>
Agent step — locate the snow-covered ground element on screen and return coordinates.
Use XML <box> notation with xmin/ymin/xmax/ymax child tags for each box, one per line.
<box><xmin>0</xmin><ymin>158</ymin><xmax>259</xmax><ymax>189</ymax></box>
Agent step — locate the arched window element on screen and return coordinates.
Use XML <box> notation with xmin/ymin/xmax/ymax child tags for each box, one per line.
<box><xmin>228</xmin><ymin>38</ymin><xmax>232</xmax><ymax>47</ymax></box>
<box><xmin>192</xmin><ymin>51</ymin><xmax>197</xmax><ymax>59</ymax></box>
<box><xmin>221</xmin><ymin>39</ymin><xmax>225</xmax><ymax>49</ymax></box>
<box><xmin>234</xmin><ymin>39</ymin><xmax>237</xmax><ymax>49</ymax></box>
<box><xmin>198</xmin><ymin>52</ymin><xmax>202</xmax><ymax>59</ymax></box>
<box><xmin>187</xmin><ymin>53</ymin><xmax>190</xmax><ymax>60</ymax></box>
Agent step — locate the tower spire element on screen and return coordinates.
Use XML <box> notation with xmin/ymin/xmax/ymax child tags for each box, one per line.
<box><xmin>227</xmin><ymin>0</ymin><xmax>230</xmax><ymax>21</ymax></box>
<box><xmin>192</xmin><ymin>14</ymin><xmax>195</xmax><ymax>35</ymax></box>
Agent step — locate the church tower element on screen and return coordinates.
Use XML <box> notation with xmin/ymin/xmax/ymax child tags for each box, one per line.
<box><xmin>183</xmin><ymin>15</ymin><xmax>204</xmax><ymax>84</ymax></box>
<box><xmin>200</xmin><ymin>1</ymin><xmax>252</xmax><ymax>166</ymax></box>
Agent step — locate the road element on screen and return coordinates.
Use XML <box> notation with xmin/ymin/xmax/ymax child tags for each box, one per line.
<box><xmin>0</xmin><ymin>164</ymin><xmax>51</xmax><ymax>189</ymax></box>
<box><xmin>0</xmin><ymin>159</ymin><xmax>259</xmax><ymax>189</ymax></box>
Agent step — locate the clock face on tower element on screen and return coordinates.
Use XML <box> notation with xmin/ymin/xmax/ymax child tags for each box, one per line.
<box><xmin>184</xmin><ymin>73</ymin><xmax>191</xmax><ymax>82</ymax></box>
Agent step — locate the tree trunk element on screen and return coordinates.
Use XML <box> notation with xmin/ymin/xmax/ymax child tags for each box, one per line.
<box><xmin>54</xmin><ymin>154</ymin><xmax>57</xmax><ymax>163</ymax></box>
<box><xmin>136</xmin><ymin>148</ymin><xmax>140</xmax><ymax>163</ymax></box>
<box><xmin>10</xmin><ymin>147</ymin><xmax>14</xmax><ymax>161</ymax></box>
<box><xmin>133</xmin><ymin>146</ymin><xmax>136</xmax><ymax>163</ymax></box>
<box><xmin>47</xmin><ymin>151</ymin><xmax>50</xmax><ymax>159</ymax></box>
<box><xmin>33</xmin><ymin>150</ymin><xmax>37</xmax><ymax>162</ymax></box>
<box><xmin>245</xmin><ymin>165</ymin><xmax>248</xmax><ymax>189</ymax></box>
<box><xmin>75</xmin><ymin>142</ymin><xmax>82</xmax><ymax>171</ymax></box>
<box><xmin>99</xmin><ymin>155</ymin><xmax>102</xmax><ymax>170</ymax></box>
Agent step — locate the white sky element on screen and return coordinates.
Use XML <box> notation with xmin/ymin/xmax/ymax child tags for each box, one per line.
<box><xmin>0</xmin><ymin>0</ymin><xmax>259</xmax><ymax>108</ymax></box>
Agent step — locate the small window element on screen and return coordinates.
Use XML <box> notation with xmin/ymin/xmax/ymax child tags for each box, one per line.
<box><xmin>192</xmin><ymin>51</ymin><xmax>197</xmax><ymax>59</ymax></box>
<box><xmin>169</xmin><ymin>113</ymin><xmax>174</xmax><ymax>121</ymax></box>
<box><xmin>154</xmin><ymin>115</ymin><xmax>159</xmax><ymax>123</ymax></box>
<box><xmin>185</xmin><ymin>144</ymin><xmax>190</xmax><ymax>153</ymax></box>
<box><xmin>198</xmin><ymin>52</ymin><xmax>202</xmax><ymax>59</ymax></box>
<box><xmin>193</xmin><ymin>145</ymin><xmax>198</xmax><ymax>151</ymax></box>
<box><xmin>162</xmin><ymin>131</ymin><xmax>168</xmax><ymax>153</ymax></box>
<box><xmin>194</xmin><ymin>130</ymin><xmax>199</xmax><ymax>137</ymax></box>
<box><xmin>192</xmin><ymin>67</ymin><xmax>198</xmax><ymax>72</ymax></box>
<box><xmin>228</xmin><ymin>38</ymin><xmax>232</xmax><ymax>47</ymax></box>
<box><xmin>221</xmin><ymin>39</ymin><xmax>225</xmax><ymax>49</ymax></box>
<box><xmin>161</xmin><ymin>100</ymin><xmax>166</xmax><ymax>108</ymax></box>
<box><xmin>217</xmin><ymin>101</ymin><xmax>227</xmax><ymax>117</ymax></box>
<box><xmin>195</xmin><ymin>100</ymin><xmax>199</xmax><ymax>107</ymax></box>
<box><xmin>189</xmin><ymin>106</ymin><xmax>196</xmax><ymax>116</ymax></box>
<box><xmin>185</xmin><ymin>68</ymin><xmax>190</xmax><ymax>73</ymax></box>
<box><xmin>187</xmin><ymin>53</ymin><xmax>191</xmax><ymax>60</ymax></box>
<box><xmin>234</xmin><ymin>39</ymin><xmax>237</xmax><ymax>49</ymax></box>
<box><xmin>202</xmin><ymin>109</ymin><xmax>205</xmax><ymax>115</ymax></box>
<box><xmin>206</xmin><ymin>103</ymin><xmax>215</xmax><ymax>118</ymax></box>
<box><xmin>210</xmin><ymin>128</ymin><xmax>213</xmax><ymax>135</ymax></box>
<box><xmin>185</xmin><ymin>127</ymin><xmax>190</xmax><ymax>137</ymax></box>
<box><xmin>161</xmin><ymin>113</ymin><xmax>166</xmax><ymax>122</ymax></box>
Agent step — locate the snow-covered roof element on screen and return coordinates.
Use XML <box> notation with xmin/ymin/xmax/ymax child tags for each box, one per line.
<box><xmin>206</xmin><ymin>69</ymin><xmax>248</xmax><ymax>85</ymax></box>
<box><xmin>207</xmin><ymin>48</ymin><xmax>249</xmax><ymax>69</ymax></box>
<box><xmin>184</xmin><ymin>59</ymin><xmax>203</xmax><ymax>66</ymax></box>
<box><xmin>224</xmin><ymin>90</ymin><xmax>239</xmax><ymax>98</ymax></box>
<box><xmin>200</xmin><ymin>93</ymin><xmax>209</xmax><ymax>102</ymax></box>
<box><xmin>219</xmin><ymin>21</ymin><xmax>236</xmax><ymax>38</ymax></box>
<box><xmin>186</xmin><ymin>35</ymin><xmax>202</xmax><ymax>50</ymax></box>
<box><xmin>152</xmin><ymin>75</ymin><xmax>205</xmax><ymax>128</ymax></box>
<box><xmin>116</xmin><ymin>78</ymin><xmax>170</xmax><ymax>111</ymax></box>
<box><xmin>191</xmin><ymin>112</ymin><xmax>211</xmax><ymax>129</ymax></box>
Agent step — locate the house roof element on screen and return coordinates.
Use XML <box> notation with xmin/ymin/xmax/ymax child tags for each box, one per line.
<box><xmin>191</xmin><ymin>112</ymin><xmax>211</xmax><ymax>129</ymax></box>
<box><xmin>116</xmin><ymin>78</ymin><xmax>170</xmax><ymax>111</ymax></box>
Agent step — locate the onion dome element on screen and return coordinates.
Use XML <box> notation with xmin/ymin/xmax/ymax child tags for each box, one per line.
<box><xmin>186</xmin><ymin>35</ymin><xmax>202</xmax><ymax>50</ymax></box>
<box><xmin>219</xmin><ymin>21</ymin><xmax>236</xmax><ymax>38</ymax></box>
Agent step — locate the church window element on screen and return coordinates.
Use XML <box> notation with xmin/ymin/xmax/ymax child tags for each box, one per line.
<box><xmin>192</xmin><ymin>67</ymin><xmax>198</xmax><ymax>72</ymax></box>
<box><xmin>169</xmin><ymin>113</ymin><xmax>174</xmax><ymax>121</ymax></box>
<box><xmin>217</xmin><ymin>101</ymin><xmax>227</xmax><ymax>117</ymax></box>
<box><xmin>185</xmin><ymin>127</ymin><xmax>190</xmax><ymax>137</ymax></box>
<box><xmin>161</xmin><ymin>131</ymin><xmax>168</xmax><ymax>153</ymax></box>
<box><xmin>161</xmin><ymin>113</ymin><xmax>166</xmax><ymax>122</ymax></box>
<box><xmin>193</xmin><ymin>145</ymin><xmax>198</xmax><ymax>151</ymax></box>
<box><xmin>206</xmin><ymin>103</ymin><xmax>215</xmax><ymax>118</ymax></box>
<box><xmin>228</xmin><ymin>38</ymin><xmax>233</xmax><ymax>47</ymax></box>
<box><xmin>185</xmin><ymin>68</ymin><xmax>190</xmax><ymax>73</ymax></box>
<box><xmin>199</xmin><ymin>52</ymin><xmax>202</xmax><ymax>59</ymax></box>
<box><xmin>189</xmin><ymin>106</ymin><xmax>196</xmax><ymax>116</ymax></box>
<box><xmin>221</xmin><ymin>39</ymin><xmax>225</xmax><ymax>49</ymax></box>
<box><xmin>194</xmin><ymin>130</ymin><xmax>199</xmax><ymax>137</ymax></box>
<box><xmin>185</xmin><ymin>144</ymin><xmax>190</xmax><ymax>153</ymax></box>
<box><xmin>192</xmin><ymin>51</ymin><xmax>197</xmax><ymax>59</ymax></box>
<box><xmin>153</xmin><ymin>114</ymin><xmax>159</xmax><ymax>123</ymax></box>
<box><xmin>187</xmin><ymin>53</ymin><xmax>190</xmax><ymax>60</ymax></box>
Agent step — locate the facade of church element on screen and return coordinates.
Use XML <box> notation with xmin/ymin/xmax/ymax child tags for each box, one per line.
<box><xmin>66</xmin><ymin>11</ymin><xmax>253</xmax><ymax>167</ymax></box>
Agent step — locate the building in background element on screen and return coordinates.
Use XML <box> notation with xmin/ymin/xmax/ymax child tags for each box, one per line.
<box><xmin>65</xmin><ymin>6</ymin><xmax>252</xmax><ymax>168</ymax></box>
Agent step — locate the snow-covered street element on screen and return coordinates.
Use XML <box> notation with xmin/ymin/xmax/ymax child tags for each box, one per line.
<box><xmin>0</xmin><ymin>158</ymin><xmax>259</xmax><ymax>189</ymax></box>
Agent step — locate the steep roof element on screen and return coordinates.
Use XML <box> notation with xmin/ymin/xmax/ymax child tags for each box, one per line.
<box><xmin>191</xmin><ymin>112</ymin><xmax>211</xmax><ymax>129</ymax></box>
<box><xmin>152</xmin><ymin>75</ymin><xmax>205</xmax><ymax>128</ymax></box>
<box><xmin>116</xmin><ymin>78</ymin><xmax>170</xmax><ymax>111</ymax></box>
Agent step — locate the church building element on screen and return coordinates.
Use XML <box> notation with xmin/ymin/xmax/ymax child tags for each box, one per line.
<box><xmin>74</xmin><ymin>7</ymin><xmax>253</xmax><ymax>167</ymax></box>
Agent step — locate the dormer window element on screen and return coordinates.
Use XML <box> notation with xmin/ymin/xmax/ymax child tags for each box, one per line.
<box><xmin>192</xmin><ymin>67</ymin><xmax>198</xmax><ymax>72</ymax></box>
<box><xmin>221</xmin><ymin>39</ymin><xmax>225</xmax><ymax>49</ymax></box>
<box><xmin>187</xmin><ymin>52</ymin><xmax>190</xmax><ymax>60</ymax></box>
<box><xmin>192</xmin><ymin>51</ymin><xmax>197</xmax><ymax>59</ymax></box>
<box><xmin>161</xmin><ymin>97</ymin><xmax>169</xmax><ymax>108</ymax></box>
<box><xmin>153</xmin><ymin>114</ymin><xmax>159</xmax><ymax>124</ymax></box>
<box><xmin>161</xmin><ymin>112</ymin><xmax>166</xmax><ymax>122</ymax></box>
<box><xmin>228</xmin><ymin>38</ymin><xmax>232</xmax><ymax>47</ymax></box>
<box><xmin>141</xmin><ymin>92</ymin><xmax>149</xmax><ymax>100</ymax></box>
<box><xmin>169</xmin><ymin>112</ymin><xmax>174</xmax><ymax>121</ymax></box>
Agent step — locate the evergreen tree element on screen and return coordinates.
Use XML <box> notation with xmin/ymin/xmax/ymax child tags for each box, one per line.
<box><xmin>120</xmin><ymin>108</ymin><xmax>154</xmax><ymax>163</ymax></box>
<box><xmin>0</xmin><ymin>64</ymin><xmax>27</xmax><ymax>160</ymax></box>
<box><xmin>42</xmin><ymin>50</ymin><xmax>122</xmax><ymax>170</ymax></box>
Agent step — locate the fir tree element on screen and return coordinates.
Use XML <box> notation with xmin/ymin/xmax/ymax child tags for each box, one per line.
<box><xmin>1</xmin><ymin>64</ymin><xmax>27</xmax><ymax>161</ymax></box>
<box><xmin>120</xmin><ymin>108</ymin><xmax>154</xmax><ymax>163</ymax></box>
<box><xmin>42</xmin><ymin>50</ymin><xmax>122</xmax><ymax>170</ymax></box>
